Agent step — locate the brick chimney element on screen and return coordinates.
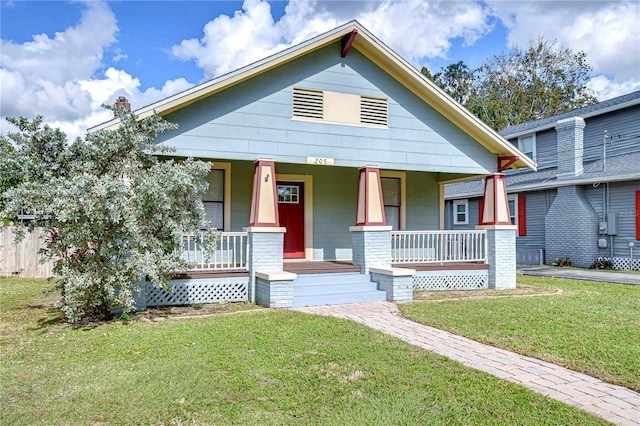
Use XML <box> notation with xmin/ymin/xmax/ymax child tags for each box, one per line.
<box><xmin>114</xmin><ymin>96</ymin><xmax>131</xmax><ymax>117</ymax></box>
<box><xmin>555</xmin><ymin>117</ymin><xmax>585</xmax><ymax>178</ymax></box>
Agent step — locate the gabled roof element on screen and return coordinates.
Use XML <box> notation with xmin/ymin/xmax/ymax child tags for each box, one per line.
<box><xmin>90</xmin><ymin>21</ymin><xmax>535</xmax><ymax>171</ymax></box>
<box><xmin>501</xmin><ymin>91</ymin><xmax>640</xmax><ymax>139</ymax></box>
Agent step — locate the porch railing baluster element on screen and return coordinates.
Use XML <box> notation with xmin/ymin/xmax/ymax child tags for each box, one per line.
<box><xmin>391</xmin><ymin>230</ymin><xmax>487</xmax><ymax>264</ymax></box>
<box><xmin>181</xmin><ymin>232</ymin><xmax>249</xmax><ymax>272</ymax></box>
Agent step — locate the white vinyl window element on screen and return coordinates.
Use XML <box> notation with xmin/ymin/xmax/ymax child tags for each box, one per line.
<box><xmin>508</xmin><ymin>195</ymin><xmax>517</xmax><ymax>226</ymax></box>
<box><xmin>518</xmin><ymin>134</ymin><xmax>536</xmax><ymax>161</ymax></box>
<box><xmin>453</xmin><ymin>199</ymin><xmax>469</xmax><ymax>225</ymax></box>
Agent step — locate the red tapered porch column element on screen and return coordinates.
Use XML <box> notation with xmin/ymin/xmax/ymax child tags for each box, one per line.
<box><xmin>351</xmin><ymin>166</ymin><xmax>391</xmax><ymax>273</ymax></box>
<box><xmin>479</xmin><ymin>173</ymin><xmax>511</xmax><ymax>226</ymax></box>
<box><xmin>249</xmin><ymin>159</ymin><xmax>280</xmax><ymax>227</ymax></box>
<box><xmin>246</xmin><ymin>159</ymin><xmax>287</xmax><ymax>303</ymax></box>
<box><xmin>476</xmin><ymin>173</ymin><xmax>517</xmax><ymax>290</ymax></box>
<box><xmin>355</xmin><ymin>166</ymin><xmax>386</xmax><ymax>226</ymax></box>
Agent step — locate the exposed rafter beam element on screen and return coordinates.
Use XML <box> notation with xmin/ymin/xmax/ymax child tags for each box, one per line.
<box><xmin>340</xmin><ymin>29</ymin><xmax>358</xmax><ymax>58</ymax></box>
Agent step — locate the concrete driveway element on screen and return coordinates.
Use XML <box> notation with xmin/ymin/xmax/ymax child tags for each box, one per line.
<box><xmin>519</xmin><ymin>266</ymin><xmax>640</xmax><ymax>285</ymax></box>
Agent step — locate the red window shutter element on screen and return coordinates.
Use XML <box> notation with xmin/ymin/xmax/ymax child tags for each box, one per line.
<box><xmin>478</xmin><ymin>199</ymin><xmax>484</xmax><ymax>224</ymax></box>
<box><xmin>636</xmin><ymin>191</ymin><xmax>640</xmax><ymax>240</ymax></box>
<box><xmin>517</xmin><ymin>196</ymin><xmax>527</xmax><ymax>236</ymax></box>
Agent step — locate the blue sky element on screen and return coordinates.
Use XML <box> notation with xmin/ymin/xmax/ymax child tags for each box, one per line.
<box><xmin>1</xmin><ymin>0</ymin><xmax>639</xmax><ymax>139</ymax></box>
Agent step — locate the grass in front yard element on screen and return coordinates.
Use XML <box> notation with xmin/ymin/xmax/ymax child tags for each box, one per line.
<box><xmin>401</xmin><ymin>276</ymin><xmax>640</xmax><ymax>391</ymax></box>
<box><xmin>0</xmin><ymin>278</ymin><xmax>606</xmax><ymax>425</ymax></box>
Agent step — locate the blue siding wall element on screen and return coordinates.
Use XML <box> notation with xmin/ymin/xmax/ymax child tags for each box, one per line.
<box><xmin>534</xmin><ymin>129</ymin><xmax>557</xmax><ymax>170</ymax></box>
<box><xmin>587</xmin><ymin>180</ymin><xmax>640</xmax><ymax>258</ymax></box>
<box><xmin>517</xmin><ymin>190</ymin><xmax>556</xmax><ymax>251</ymax></box>
<box><xmin>405</xmin><ymin>171</ymin><xmax>440</xmax><ymax>230</ymax></box>
<box><xmin>583</xmin><ymin>106</ymin><xmax>640</xmax><ymax>163</ymax></box>
<box><xmin>445</xmin><ymin>198</ymin><xmax>480</xmax><ymax>231</ymax></box>
<box><xmin>157</xmin><ymin>42</ymin><xmax>496</xmax><ymax>175</ymax></box>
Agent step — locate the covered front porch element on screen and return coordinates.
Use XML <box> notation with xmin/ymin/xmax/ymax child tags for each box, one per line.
<box><xmin>135</xmin><ymin>164</ymin><xmax>516</xmax><ymax>310</ymax></box>
<box><xmin>138</xmin><ymin>228</ymin><xmax>497</xmax><ymax>309</ymax></box>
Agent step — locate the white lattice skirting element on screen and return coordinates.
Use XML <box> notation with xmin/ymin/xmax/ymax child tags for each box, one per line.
<box><xmin>146</xmin><ymin>277</ymin><xmax>249</xmax><ymax>306</ymax></box>
<box><xmin>413</xmin><ymin>269</ymin><xmax>488</xmax><ymax>291</ymax></box>
<box><xmin>611</xmin><ymin>257</ymin><xmax>640</xmax><ymax>271</ymax></box>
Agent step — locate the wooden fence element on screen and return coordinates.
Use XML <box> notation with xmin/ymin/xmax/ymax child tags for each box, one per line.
<box><xmin>1</xmin><ymin>227</ymin><xmax>54</xmax><ymax>278</ymax></box>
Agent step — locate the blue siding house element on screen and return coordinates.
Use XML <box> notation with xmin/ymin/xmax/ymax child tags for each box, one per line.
<box><xmin>92</xmin><ymin>21</ymin><xmax>534</xmax><ymax>308</ymax></box>
<box><xmin>446</xmin><ymin>91</ymin><xmax>640</xmax><ymax>270</ymax></box>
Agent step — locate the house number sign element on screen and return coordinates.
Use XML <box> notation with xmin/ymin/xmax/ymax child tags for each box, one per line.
<box><xmin>307</xmin><ymin>156</ymin><xmax>334</xmax><ymax>166</ymax></box>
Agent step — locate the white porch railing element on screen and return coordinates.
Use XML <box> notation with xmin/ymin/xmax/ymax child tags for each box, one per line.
<box><xmin>391</xmin><ymin>230</ymin><xmax>487</xmax><ymax>264</ymax></box>
<box><xmin>182</xmin><ymin>232</ymin><xmax>249</xmax><ymax>271</ymax></box>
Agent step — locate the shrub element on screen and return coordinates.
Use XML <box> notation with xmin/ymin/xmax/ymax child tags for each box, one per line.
<box><xmin>554</xmin><ymin>257</ymin><xmax>572</xmax><ymax>267</ymax></box>
<box><xmin>590</xmin><ymin>257</ymin><xmax>613</xmax><ymax>270</ymax></box>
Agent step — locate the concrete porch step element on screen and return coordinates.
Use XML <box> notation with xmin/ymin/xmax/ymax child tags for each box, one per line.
<box><xmin>292</xmin><ymin>272</ymin><xmax>387</xmax><ymax>308</ymax></box>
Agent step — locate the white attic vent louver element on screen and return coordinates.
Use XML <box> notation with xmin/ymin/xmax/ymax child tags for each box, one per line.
<box><xmin>360</xmin><ymin>96</ymin><xmax>388</xmax><ymax>127</ymax></box>
<box><xmin>293</xmin><ymin>87</ymin><xmax>323</xmax><ymax>120</ymax></box>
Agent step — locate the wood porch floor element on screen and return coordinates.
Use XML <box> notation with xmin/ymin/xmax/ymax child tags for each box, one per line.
<box><xmin>283</xmin><ymin>260</ymin><xmax>488</xmax><ymax>274</ymax></box>
<box><xmin>283</xmin><ymin>261</ymin><xmax>360</xmax><ymax>274</ymax></box>
<box><xmin>173</xmin><ymin>261</ymin><xmax>488</xmax><ymax>279</ymax></box>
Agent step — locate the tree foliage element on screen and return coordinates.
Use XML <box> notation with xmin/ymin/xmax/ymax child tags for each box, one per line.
<box><xmin>431</xmin><ymin>61</ymin><xmax>476</xmax><ymax>105</ymax></box>
<box><xmin>1</xmin><ymin>108</ymin><xmax>216</xmax><ymax>322</ymax></box>
<box><xmin>422</xmin><ymin>37</ymin><xmax>597</xmax><ymax>131</ymax></box>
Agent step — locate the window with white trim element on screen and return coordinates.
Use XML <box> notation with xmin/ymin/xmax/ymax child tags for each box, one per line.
<box><xmin>508</xmin><ymin>195</ymin><xmax>517</xmax><ymax>226</ymax></box>
<box><xmin>202</xmin><ymin>169</ymin><xmax>224</xmax><ymax>230</ymax></box>
<box><xmin>277</xmin><ymin>185</ymin><xmax>300</xmax><ymax>204</ymax></box>
<box><xmin>518</xmin><ymin>134</ymin><xmax>536</xmax><ymax>161</ymax></box>
<box><xmin>381</xmin><ymin>177</ymin><xmax>400</xmax><ymax>230</ymax></box>
<box><xmin>453</xmin><ymin>199</ymin><xmax>469</xmax><ymax>225</ymax></box>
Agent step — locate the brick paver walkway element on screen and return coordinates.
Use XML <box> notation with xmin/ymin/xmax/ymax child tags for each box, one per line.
<box><xmin>296</xmin><ymin>301</ymin><xmax>640</xmax><ymax>426</ymax></box>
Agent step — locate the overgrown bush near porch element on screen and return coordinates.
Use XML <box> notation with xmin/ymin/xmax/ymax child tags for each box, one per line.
<box><xmin>402</xmin><ymin>275</ymin><xmax>640</xmax><ymax>391</ymax></box>
<box><xmin>1</xmin><ymin>278</ymin><xmax>604</xmax><ymax>425</ymax></box>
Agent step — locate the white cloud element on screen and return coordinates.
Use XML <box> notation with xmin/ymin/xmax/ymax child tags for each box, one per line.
<box><xmin>0</xmin><ymin>1</ymin><xmax>195</xmax><ymax>140</ymax></box>
<box><xmin>171</xmin><ymin>0</ymin><xmax>495</xmax><ymax>79</ymax></box>
<box><xmin>172</xmin><ymin>0</ymin><xmax>289</xmax><ymax>79</ymax></box>
<box><xmin>588</xmin><ymin>75</ymin><xmax>640</xmax><ymax>101</ymax></box>
<box><xmin>487</xmin><ymin>0</ymin><xmax>640</xmax><ymax>100</ymax></box>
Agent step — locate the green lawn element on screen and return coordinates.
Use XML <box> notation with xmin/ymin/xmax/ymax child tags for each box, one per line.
<box><xmin>0</xmin><ymin>278</ymin><xmax>606</xmax><ymax>425</ymax></box>
<box><xmin>401</xmin><ymin>275</ymin><xmax>640</xmax><ymax>392</ymax></box>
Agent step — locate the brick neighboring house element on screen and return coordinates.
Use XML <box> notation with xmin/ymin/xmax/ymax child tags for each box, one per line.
<box><xmin>445</xmin><ymin>91</ymin><xmax>640</xmax><ymax>269</ymax></box>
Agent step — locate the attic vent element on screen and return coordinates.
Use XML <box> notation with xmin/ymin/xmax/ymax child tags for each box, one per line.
<box><xmin>360</xmin><ymin>96</ymin><xmax>388</xmax><ymax>126</ymax></box>
<box><xmin>292</xmin><ymin>87</ymin><xmax>388</xmax><ymax>128</ymax></box>
<box><xmin>293</xmin><ymin>88</ymin><xmax>323</xmax><ymax>120</ymax></box>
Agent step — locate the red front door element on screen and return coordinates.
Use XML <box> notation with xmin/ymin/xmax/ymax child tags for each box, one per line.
<box><xmin>277</xmin><ymin>182</ymin><xmax>305</xmax><ymax>259</ymax></box>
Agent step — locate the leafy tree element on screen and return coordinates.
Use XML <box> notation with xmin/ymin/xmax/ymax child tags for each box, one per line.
<box><xmin>470</xmin><ymin>37</ymin><xmax>596</xmax><ymax>130</ymax></box>
<box><xmin>1</xmin><ymin>108</ymin><xmax>216</xmax><ymax>322</ymax></box>
<box><xmin>423</xmin><ymin>37</ymin><xmax>597</xmax><ymax>131</ymax></box>
<box><xmin>0</xmin><ymin>139</ymin><xmax>24</xmax><ymax>222</ymax></box>
<box><xmin>429</xmin><ymin>61</ymin><xmax>477</xmax><ymax>105</ymax></box>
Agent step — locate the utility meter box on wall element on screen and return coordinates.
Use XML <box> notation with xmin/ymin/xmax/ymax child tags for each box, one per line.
<box><xmin>599</xmin><ymin>221</ymin><xmax>608</xmax><ymax>234</ymax></box>
<box><xmin>607</xmin><ymin>214</ymin><xmax>618</xmax><ymax>235</ymax></box>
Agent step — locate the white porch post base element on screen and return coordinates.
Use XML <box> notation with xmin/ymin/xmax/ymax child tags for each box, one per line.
<box><xmin>255</xmin><ymin>271</ymin><xmax>297</xmax><ymax>308</ymax></box>
<box><xmin>350</xmin><ymin>225</ymin><xmax>392</xmax><ymax>274</ymax></box>
<box><xmin>477</xmin><ymin>225</ymin><xmax>517</xmax><ymax>290</ymax></box>
<box><xmin>370</xmin><ymin>267</ymin><xmax>415</xmax><ymax>302</ymax></box>
<box><xmin>244</xmin><ymin>227</ymin><xmax>286</xmax><ymax>302</ymax></box>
